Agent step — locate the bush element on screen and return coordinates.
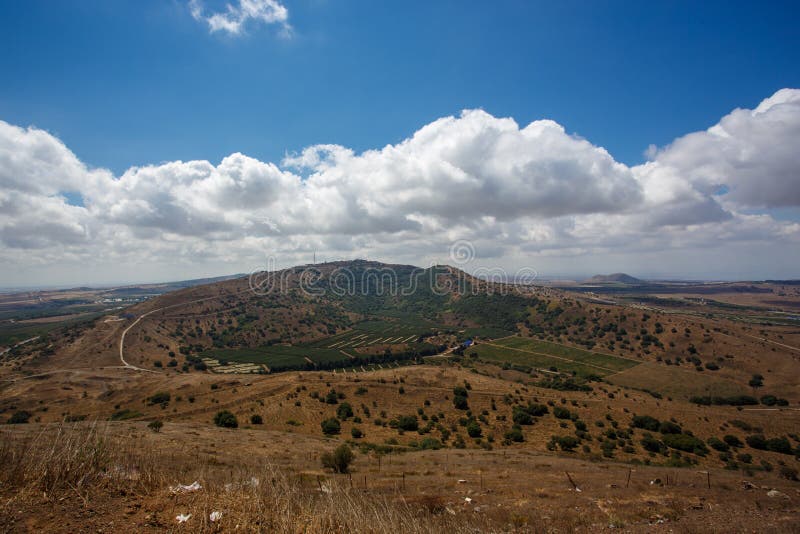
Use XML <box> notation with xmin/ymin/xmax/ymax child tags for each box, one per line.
<box><xmin>707</xmin><ymin>437</ymin><xmax>729</xmax><ymax>452</ymax></box>
<box><xmin>504</xmin><ymin>425</ymin><xmax>524</xmax><ymax>442</ymax></box>
<box><xmin>723</xmin><ymin>434</ymin><xmax>744</xmax><ymax>448</ymax></box>
<box><xmin>214</xmin><ymin>410</ymin><xmax>238</xmax><ymax>428</ymax></box>
<box><xmin>512</xmin><ymin>407</ymin><xmax>533</xmax><ymax>426</ymax></box>
<box><xmin>631</xmin><ymin>415</ymin><xmax>660</xmax><ymax>431</ymax></box>
<box><xmin>466</xmin><ymin>420</ymin><xmax>482</xmax><ymax>438</ymax></box>
<box><xmin>396</xmin><ymin>415</ymin><xmax>419</xmax><ymax>431</ymax></box>
<box><xmin>552</xmin><ymin>406</ymin><xmax>571</xmax><ymax>419</ymax></box>
<box><xmin>147</xmin><ymin>420</ymin><xmax>163</xmax><ymax>433</ymax></box>
<box><xmin>661</xmin><ymin>433</ymin><xmax>707</xmax><ymax>454</ymax></box>
<box><xmin>555</xmin><ymin>435</ymin><xmax>579</xmax><ymax>451</ymax></box>
<box><xmin>658</xmin><ymin>421</ymin><xmax>682</xmax><ymax>434</ymax></box>
<box><xmin>453</xmin><ymin>386</ymin><xmax>468</xmax><ymax>398</ymax></box>
<box><xmin>250</xmin><ymin>414</ymin><xmax>263</xmax><ymax>425</ymax></box>
<box><xmin>745</xmin><ymin>434</ymin><xmax>767</xmax><ymax>450</ymax></box>
<box><xmin>325</xmin><ymin>389</ymin><xmax>339</xmax><ymax>404</ymax></box>
<box><xmin>8</xmin><ymin>411</ymin><xmax>32</xmax><ymax>424</ymax></box>
<box><xmin>780</xmin><ymin>466</ymin><xmax>799</xmax><ymax>481</ymax></box>
<box><xmin>336</xmin><ymin>402</ymin><xmax>354</xmax><ymax>420</ymax></box>
<box><xmin>453</xmin><ymin>395</ymin><xmax>469</xmax><ymax>410</ymax></box>
<box><xmin>147</xmin><ymin>392</ymin><xmax>171</xmax><ymax>406</ymax></box>
<box><xmin>321</xmin><ymin>444</ymin><xmax>354</xmax><ymax>473</ymax></box>
<box><xmin>320</xmin><ymin>418</ymin><xmax>341</xmax><ymax>435</ymax></box>
<box><xmin>351</xmin><ymin>427</ymin><xmax>363</xmax><ymax>439</ymax></box>
<box><xmin>766</xmin><ymin>437</ymin><xmax>793</xmax><ymax>455</ymax></box>
<box><xmin>420</xmin><ymin>437</ymin><xmax>443</xmax><ymax>450</ymax></box>
<box><xmin>640</xmin><ymin>433</ymin><xmax>663</xmax><ymax>453</ymax></box>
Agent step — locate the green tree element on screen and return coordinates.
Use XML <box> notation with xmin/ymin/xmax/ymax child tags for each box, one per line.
<box><xmin>321</xmin><ymin>417</ymin><xmax>341</xmax><ymax>435</ymax></box>
<box><xmin>214</xmin><ymin>410</ymin><xmax>238</xmax><ymax>428</ymax></box>
<box><xmin>321</xmin><ymin>444</ymin><xmax>354</xmax><ymax>473</ymax></box>
<box><xmin>336</xmin><ymin>402</ymin><xmax>354</xmax><ymax>420</ymax></box>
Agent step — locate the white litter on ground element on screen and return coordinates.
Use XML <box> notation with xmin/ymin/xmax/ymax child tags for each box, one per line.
<box><xmin>170</xmin><ymin>481</ymin><xmax>202</xmax><ymax>494</ymax></box>
<box><xmin>464</xmin><ymin>497</ymin><xmax>472</xmax><ymax>503</ymax></box>
<box><xmin>176</xmin><ymin>513</ymin><xmax>192</xmax><ymax>523</ymax></box>
<box><xmin>210</xmin><ymin>511</ymin><xmax>222</xmax><ymax>522</ymax></box>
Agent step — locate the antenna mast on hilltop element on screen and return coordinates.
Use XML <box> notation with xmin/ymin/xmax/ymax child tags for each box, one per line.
<box><xmin>313</xmin><ymin>250</ymin><xmax>316</xmax><ymax>264</ymax></box>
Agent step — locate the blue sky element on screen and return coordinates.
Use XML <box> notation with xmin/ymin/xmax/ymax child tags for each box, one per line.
<box><xmin>1</xmin><ymin>1</ymin><xmax>799</xmax><ymax>286</ymax></box>
<box><xmin>2</xmin><ymin>0</ymin><xmax>798</xmax><ymax>173</ymax></box>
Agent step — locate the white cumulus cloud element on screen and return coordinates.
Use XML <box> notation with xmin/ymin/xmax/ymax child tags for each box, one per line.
<box><xmin>0</xmin><ymin>89</ymin><xmax>799</xmax><ymax>284</ymax></box>
<box><xmin>189</xmin><ymin>0</ymin><xmax>291</xmax><ymax>36</ymax></box>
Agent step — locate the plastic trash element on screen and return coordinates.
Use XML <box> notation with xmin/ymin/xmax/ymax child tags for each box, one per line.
<box><xmin>170</xmin><ymin>481</ymin><xmax>202</xmax><ymax>494</ymax></box>
<box><xmin>210</xmin><ymin>511</ymin><xmax>222</xmax><ymax>522</ymax></box>
<box><xmin>176</xmin><ymin>513</ymin><xmax>192</xmax><ymax>523</ymax></box>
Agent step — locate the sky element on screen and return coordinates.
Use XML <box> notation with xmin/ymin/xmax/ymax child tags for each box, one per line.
<box><xmin>0</xmin><ymin>0</ymin><xmax>799</xmax><ymax>287</ymax></box>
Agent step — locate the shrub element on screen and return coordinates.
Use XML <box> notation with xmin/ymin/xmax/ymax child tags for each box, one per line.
<box><xmin>453</xmin><ymin>395</ymin><xmax>469</xmax><ymax>410</ymax></box>
<box><xmin>325</xmin><ymin>389</ymin><xmax>339</xmax><ymax>404</ymax></box>
<box><xmin>336</xmin><ymin>402</ymin><xmax>354</xmax><ymax>420</ymax></box>
<box><xmin>8</xmin><ymin>411</ymin><xmax>32</xmax><ymax>424</ymax></box>
<box><xmin>766</xmin><ymin>437</ymin><xmax>793</xmax><ymax>455</ymax></box>
<box><xmin>213</xmin><ymin>410</ymin><xmax>238</xmax><ymax>428</ymax></box>
<box><xmin>147</xmin><ymin>420</ymin><xmax>163</xmax><ymax>433</ymax></box>
<box><xmin>453</xmin><ymin>386</ymin><xmax>468</xmax><ymax>398</ymax></box>
<box><xmin>780</xmin><ymin>466</ymin><xmax>799</xmax><ymax>481</ymax></box>
<box><xmin>552</xmin><ymin>406</ymin><xmax>571</xmax><ymax>419</ymax></box>
<box><xmin>396</xmin><ymin>415</ymin><xmax>419</xmax><ymax>431</ymax></box>
<box><xmin>504</xmin><ymin>425</ymin><xmax>524</xmax><ymax>442</ymax></box>
<box><xmin>512</xmin><ymin>407</ymin><xmax>533</xmax><ymax>426</ymax></box>
<box><xmin>466</xmin><ymin>420</ymin><xmax>482</xmax><ymax>438</ymax></box>
<box><xmin>658</xmin><ymin>421</ymin><xmax>682</xmax><ymax>434</ymax></box>
<box><xmin>250</xmin><ymin>414</ymin><xmax>263</xmax><ymax>425</ymax></box>
<box><xmin>631</xmin><ymin>415</ymin><xmax>660</xmax><ymax>431</ymax></box>
<box><xmin>321</xmin><ymin>444</ymin><xmax>354</xmax><ymax>473</ymax></box>
<box><xmin>419</xmin><ymin>437</ymin><xmax>442</xmax><ymax>450</ymax></box>
<box><xmin>707</xmin><ymin>437</ymin><xmax>729</xmax><ymax>452</ymax></box>
<box><xmin>555</xmin><ymin>435</ymin><xmax>579</xmax><ymax>451</ymax></box>
<box><xmin>661</xmin><ymin>433</ymin><xmax>707</xmax><ymax>454</ymax></box>
<box><xmin>320</xmin><ymin>418</ymin><xmax>341</xmax><ymax>435</ymax></box>
<box><xmin>351</xmin><ymin>427</ymin><xmax>364</xmax><ymax>439</ymax></box>
<box><xmin>746</xmin><ymin>434</ymin><xmax>767</xmax><ymax>450</ymax></box>
<box><xmin>723</xmin><ymin>434</ymin><xmax>743</xmax><ymax>448</ymax></box>
<box><xmin>147</xmin><ymin>392</ymin><xmax>171</xmax><ymax>406</ymax></box>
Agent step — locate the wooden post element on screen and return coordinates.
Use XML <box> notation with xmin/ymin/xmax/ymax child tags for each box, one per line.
<box><xmin>626</xmin><ymin>468</ymin><xmax>632</xmax><ymax>488</ymax></box>
<box><xmin>378</xmin><ymin>455</ymin><xmax>381</xmax><ymax>472</ymax></box>
<box><xmin>402</xmin><ymin>472</ymin><xmax>406</xmax><ymax>490</ymax></box>
<box><xmin>706</xmin><ymin>472</ymin><xmax>711</xmax><ymax>489</ymax></box>
<box><xmin>317</xmin><ymin>476</ymin><xmax>322</xmax><ymax>491</ymax></box>
<box><xmin>364</xmin><ymin>475</ymin><xmax>367</xmax><ymax>489</ymax></box>
<box><xmin>564</xmin><ymin>471</ymin><xmax>578</xmax><ymax>490</ymax></box>
<box><xmin>349</xmin><ymin>472</ymin><xmax>352</xmax><ymax>488</ymax></box>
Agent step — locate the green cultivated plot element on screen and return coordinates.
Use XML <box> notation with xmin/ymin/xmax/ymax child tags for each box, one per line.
<box><xmin>471</xmin><ymin>337</ymin><xmax>640</xmax><ymax>377</ymax></box>
<box><xmin>203</xmin><ymin>345</ymin><xmax>350</xmax><ymax>369</ymax></box>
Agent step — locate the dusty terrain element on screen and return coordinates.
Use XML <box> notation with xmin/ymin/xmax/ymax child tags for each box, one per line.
<box><xmin>1</xmin><ymin>264</ymin><xmax>799</xmax><ymax>532</ymax></box>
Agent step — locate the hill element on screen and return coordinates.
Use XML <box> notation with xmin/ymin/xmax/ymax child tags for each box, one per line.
<box><xmin>1</xmin><ymin>260</ymin><xmax>799</xmax><ymax>531</ymax></box>
<box><xmin>585</xmin><ymin>273</ymin><xmax>644</xmax><ymax>284</ymax></box>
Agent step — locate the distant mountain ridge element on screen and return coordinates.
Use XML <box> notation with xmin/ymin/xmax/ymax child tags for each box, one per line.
<box><xmin>584</xmin><ymin>273</ymin><xmax>643</xmax><ymax>284</ymax></box>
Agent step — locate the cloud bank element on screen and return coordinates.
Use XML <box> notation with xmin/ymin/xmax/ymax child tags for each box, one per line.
<box><xmin>1</xmin><ymin>89</ymin><xmax>799</xmax><ymax>284</ymax></box>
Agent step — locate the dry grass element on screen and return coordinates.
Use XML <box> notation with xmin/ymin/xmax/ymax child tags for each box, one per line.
<box><xmin>0</xmin><ymin>423</ymin><xmax>484</xmax><ymax>533</ymax></box>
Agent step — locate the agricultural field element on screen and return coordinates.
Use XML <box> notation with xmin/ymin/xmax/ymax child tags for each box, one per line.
<box><xmin>308</xmin><ymin>317</ymin><xmax>447</xmax><ymax>350</ymax></box>
<box><xmin>202</xmin><ymin>344</ymin><xmax>351</xmax><ymax>371</ymax></box>
<box><xmin>468</xmin><ymin>336</ymin><xmax>640</xmax><ymax>378</ymax></box>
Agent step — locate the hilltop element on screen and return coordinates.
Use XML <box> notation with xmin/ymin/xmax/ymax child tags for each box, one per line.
<box><xmin>585</xmin><ymin>273</ymin><xmax>644</xmax><ymax>284</ymax></box>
